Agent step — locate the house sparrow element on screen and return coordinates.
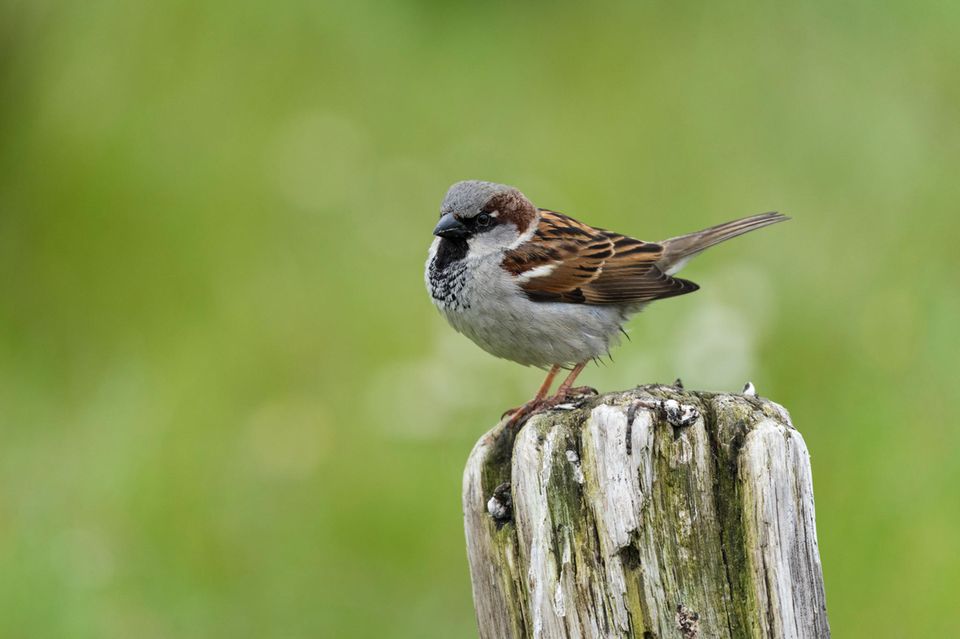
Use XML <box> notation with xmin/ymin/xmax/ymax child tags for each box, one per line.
<box><xmin>425</xmin><ymin>180</ymin><xmax>787</xmax><ymax>423</ymax></box>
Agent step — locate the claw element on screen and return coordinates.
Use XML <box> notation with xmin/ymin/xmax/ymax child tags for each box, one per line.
<box><xmin>563</xmin><ymin>386</ymin><xmax>598</xmax><ymax>399</ymax></box>
<box><xmin>501</xmin><ymin>383</ymin><xmax>597</xmax><ymax>428</ymax></box>
<box><xmin>503</xmin><ymin>399</ymin><xmax>544</xmax><ymax>429</ymax></box>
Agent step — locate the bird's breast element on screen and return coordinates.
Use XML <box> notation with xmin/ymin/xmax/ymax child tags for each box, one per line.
<box><xmin>426</xmin><ymin>256</ymin><xmax>471</xmax><ymax>312</ymax></box>
<box><xmin>425</xmin><ymin>250</ymin><xmax>630</xmax><ymax>366</ymax></box>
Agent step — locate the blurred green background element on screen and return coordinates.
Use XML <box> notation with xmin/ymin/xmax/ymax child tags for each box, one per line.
<box><xmin>1</xmin><ymin>1</ymin><xmax>958</xmax><ymax>637</ymax></box>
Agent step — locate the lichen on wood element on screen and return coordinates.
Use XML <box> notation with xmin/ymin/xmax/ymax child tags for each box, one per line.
<box><xmin>462</xmin><ymin>385</ymin><xmax>829</xmax><ymax>639</ymax></box>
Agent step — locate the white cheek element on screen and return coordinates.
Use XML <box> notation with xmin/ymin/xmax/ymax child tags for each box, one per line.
<box><xmin>507</xmin><ymin>218</ymin><xmax>537</xmax><ymax>250</ymax></box>
<box><xmin>467</xmin><ymin>224</ymin><xmax>520</xmax><ymax>257</ymax></box>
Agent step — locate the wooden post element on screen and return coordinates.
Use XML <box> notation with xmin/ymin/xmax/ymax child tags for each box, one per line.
<box><xmin>463</xmin><ymin>384</ymin><xmax>829</xmax><ymax>639</ymax></box>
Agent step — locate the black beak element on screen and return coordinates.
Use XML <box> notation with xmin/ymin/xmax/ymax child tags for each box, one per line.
<box><xmin>433</xmin><ymin>213</ymin><xmax>469</xmax><ymax>239</ymax></box>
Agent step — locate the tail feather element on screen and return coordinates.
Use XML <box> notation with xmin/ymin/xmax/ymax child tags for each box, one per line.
<box><xmin>657</xmin><ymin>211</ymin><xmax>789</xmax><ymax>275</ymax></box>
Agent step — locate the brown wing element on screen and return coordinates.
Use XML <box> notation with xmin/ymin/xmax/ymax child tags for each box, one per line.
<box><xmin>502</xmin><ymin>210</ymin><xmax>699</xmax><ymax>305</ymax></box>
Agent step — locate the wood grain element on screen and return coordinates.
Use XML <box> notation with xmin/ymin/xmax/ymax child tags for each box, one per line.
<box><xmin>463</xmin><ymin>385</ymin><xmax>829</xmax><ymax>639</ymax></box>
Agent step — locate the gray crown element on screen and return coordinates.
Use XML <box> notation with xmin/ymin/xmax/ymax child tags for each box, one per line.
<box><xmin>440</xmin><ymin>180</ymin><xmax>513</xmax><ymax>218</ymax></box>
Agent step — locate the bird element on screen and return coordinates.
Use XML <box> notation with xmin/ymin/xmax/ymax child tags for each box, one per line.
<box><xmin>425</xmin><ymin>180</ymin><xmax>787</xmax><ymax>425</ymax></box>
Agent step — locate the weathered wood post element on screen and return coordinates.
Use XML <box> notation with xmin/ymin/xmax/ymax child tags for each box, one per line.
<box><xmin>463</xmin><ymin>384</ymin><xmax>829</xmax><ymax>639</ymax></box>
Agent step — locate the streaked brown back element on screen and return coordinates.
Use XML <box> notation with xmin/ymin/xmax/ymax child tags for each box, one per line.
<box><xmin>502</xmin><ymin>210</ymin><xmax>699</xmax><ymax>305</ymax></box>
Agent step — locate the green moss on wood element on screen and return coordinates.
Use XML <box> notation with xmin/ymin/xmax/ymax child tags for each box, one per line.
<box><xmin>465</xmin><ymin>385</ymin><xmax>826</xmax><ymax>639</ymax></box>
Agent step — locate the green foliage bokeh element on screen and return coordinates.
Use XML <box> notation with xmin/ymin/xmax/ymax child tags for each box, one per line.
<box><xmin>1</xmin><ymin>1</ymin><xmax>958</xmax><ymax>637</ymax></box>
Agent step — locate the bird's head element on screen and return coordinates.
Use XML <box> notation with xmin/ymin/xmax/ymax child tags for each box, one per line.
<box><xmin>433</xmin><ymin>180</ymin><xmax>538</xmax><ymax>256</ymax></box>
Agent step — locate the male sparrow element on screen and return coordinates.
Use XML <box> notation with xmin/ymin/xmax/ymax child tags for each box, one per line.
<box><xmin>425</xmin><ymin>180</ymin><xmax>787</xmax><ymax>423</ymax></box>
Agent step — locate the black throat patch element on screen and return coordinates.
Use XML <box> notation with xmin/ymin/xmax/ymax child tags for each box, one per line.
<box><xmin>433</xmin><ymin>238</ymin><xmax>468</xmax><ymax>269</ymax></box>
<box><xmin>428</xmin><ymin>238</ymin><xmax>470</xmax><ymax>311</ymax></box>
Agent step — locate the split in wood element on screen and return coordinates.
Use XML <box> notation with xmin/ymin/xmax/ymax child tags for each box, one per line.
<box><xmin>462</xmin><ymin>386</ymin><xmax>829</xmax><ymax>639</ymax></box>
<box><xmin>631</xmin><ymin>397</ymin><xmax>700</xmax><ymax>428</ymax></box>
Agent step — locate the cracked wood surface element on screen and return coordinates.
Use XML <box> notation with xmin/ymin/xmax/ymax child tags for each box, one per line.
<box><xmin>463</xmin><ymin>385</ymin><xmax>829</xmax><ymax>639</ymax></box>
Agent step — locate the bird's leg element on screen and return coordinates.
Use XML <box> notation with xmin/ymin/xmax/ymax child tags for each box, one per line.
<box><xmin>502</xmin><ymin>365</ymin><xmax>561</xmax><ymax>422</ymax></box>
<box><xmin>534</xmin><ymin>365</ymin><xmax>562</xmax><ymax>402</ymax></box>
<box><xmin>550</xmin><ymin>362</ymin><xmax>596</xmax><ymax>402</ymax></box>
